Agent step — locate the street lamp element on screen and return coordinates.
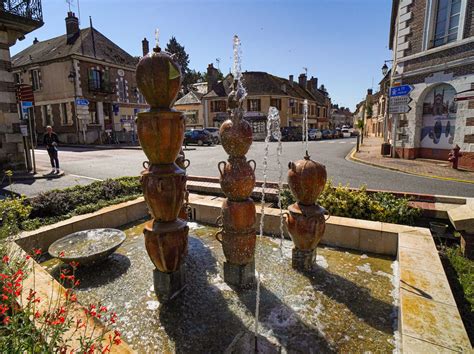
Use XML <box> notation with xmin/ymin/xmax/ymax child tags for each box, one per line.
<box><xmin>382</xmin><ymin>63</ymin><xmax>389</xmax><ymax>76</ymax></box>
<box><xmin>68</xmin><ymin>70</ymin><xmax>76</xmax><ymax>83</ymax></box>
<box><xmin>381</xmin><ymin>60</ymin><xmax>393</xmax><ymax>155</ymax></box>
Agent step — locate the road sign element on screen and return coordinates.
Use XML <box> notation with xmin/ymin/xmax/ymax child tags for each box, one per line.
<box><xmin>389</xmin><ymin>104</ymin><xmax>411</xmax><ymax>114</ymax></box>
<box><xmin>76</xmin><ymin>98</ymin><xmax>89</xmax><ymax>106</ymax></box>
<box><xmin>390</xmin><ymin>96</ymin><xmax>412</xmax><ymax>106</ymax></box>
<box><xmin>16</xmin><ymin>84</ymin><xmax>34</xmax><ymax>103</ymax></box>
<box><xmin>390</xmin><ymin>85</ymin><xmax>413</xmax><ymax>97</ymax></box>
<box><xmin>20</xmin><ymin>124</ymin><xmax>28</xmax><ymax>137</ymax></box>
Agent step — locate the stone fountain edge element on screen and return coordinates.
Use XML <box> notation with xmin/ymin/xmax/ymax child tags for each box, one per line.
<box><xmin>11</xmin><ymin>193</ymin><xmax>471</xmax><ymax>352</ymax></box>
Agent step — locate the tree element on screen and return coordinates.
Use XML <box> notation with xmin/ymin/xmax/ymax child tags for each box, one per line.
<box><xmin>165</xmin><ymin>36</ymin><xmax>189</xmax><ymax>75</ymax></box>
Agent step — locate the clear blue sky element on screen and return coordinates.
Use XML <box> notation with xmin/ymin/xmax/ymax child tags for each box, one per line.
<box><xmin>12</xmin><ymin>0</ymin><xmax>392</xmax><ymax>110</ymax></box>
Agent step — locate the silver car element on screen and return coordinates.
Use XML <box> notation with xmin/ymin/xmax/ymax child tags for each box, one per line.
<box><xmin>204</xmin><ymin>127</ymin><xmax>220</xmax><ymax>144</ymax></box>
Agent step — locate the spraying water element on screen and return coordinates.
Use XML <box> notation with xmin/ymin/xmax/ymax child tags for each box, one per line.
<box><xmin>303</xmin><ymin>99</ymin><xmax>309</xmax><ymax>154</ymax></box>
<box><xmin>232</xmin><ymin>35</ymin><xmax>247</xmax><ymax>103</ymax></box>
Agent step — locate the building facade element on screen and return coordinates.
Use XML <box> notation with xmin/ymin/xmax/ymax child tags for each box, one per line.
<box><xmin>330</xmin><ymin>105</ymin><xmax>353</xmax><ymax>128</ymax></box>
<box><xmin>0</xmin><ymin>0</ymin><xmax>43</xmax><ymax>170</ymax></box>
<box><xmin>388</xmin><ymin>0</ymin><xmax>474</xmax><ymax>170</ymax></box>
<box><xmin>11</xmin><ymin>12</ymin><xmax>148</xmax><ymax>145</ymax></box>
<box><xmin>202</xmin><ymin>71</ymin><xmax>331</xmax><ymax>140</ymax></box>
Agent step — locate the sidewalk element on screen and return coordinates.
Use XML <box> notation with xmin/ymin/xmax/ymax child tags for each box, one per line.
<box><xmin>350</xmin><ymin>137</ymin><xmax>474</xmax><ymax>184</ymax></box>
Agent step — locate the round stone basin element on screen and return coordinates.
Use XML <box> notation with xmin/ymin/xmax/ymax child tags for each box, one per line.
<box><xmin>48</xmin><ymin>228</ymin><xmax>126</xmax><ymax>266</ymax></box>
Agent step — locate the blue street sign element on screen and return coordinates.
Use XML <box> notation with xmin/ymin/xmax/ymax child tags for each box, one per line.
<box><xmin>390</xmin><ymin>85</ymin><xmax>413</xmax><ymax>97</ymax></box>
<box><xmin>76</xmin><ymin>98</ymin><xmax>89</xmax><ymax>106</ymax></box>
<box><xmin>21</xmin><ymin>101</ymin><xmax>33</xmax><ymax>109</ymax></box>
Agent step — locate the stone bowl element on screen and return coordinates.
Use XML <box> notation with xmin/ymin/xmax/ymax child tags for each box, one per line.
<box><xmin>48</xmin><ymin>228</ymin><xmax>126</xmax><ymax>267</ymax></box>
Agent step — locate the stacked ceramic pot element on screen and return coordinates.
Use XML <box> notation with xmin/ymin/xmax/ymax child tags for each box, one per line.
<box><xmin>216</xmin><ymin>80</ymin><xmax>256</xmax><ymax>287</ymax></box>
<box><xmin>135</xmin><ymin>46</ymin><xmax>188</xmax><ymax>302</ymax></box>
<box><xmin>285</xmin><ymin>151</ymin><xmax>329</xmax><ymax>271</ymax></box>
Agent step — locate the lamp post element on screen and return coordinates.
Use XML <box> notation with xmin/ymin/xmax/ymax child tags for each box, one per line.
<box><xmin>381</xmin><ymin>60</ymin><xmax>393</xmax><ymax>156</ymax></box>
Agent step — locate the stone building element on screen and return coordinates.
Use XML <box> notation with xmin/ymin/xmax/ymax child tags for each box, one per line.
<box><xmin>11</xmin><ymin>12</ymin><xmax>148</xmax><ymax>145</ymax></box>
<box><xmin>388</xmin><ymin>0</ymin><xmax>474</xmax><ymax>170</ymax></box>
<box><xmin>173</xmin><ymin>77</ymin><xmax>209</xmax><ymax>129</ymax></box>
<box><xmin>202</xmin><ymin>71</ymin><xmax>331</xmax><ymax>140</ymax></box>
<box><xmin>0</xmin><ymin>0</ymin><xmax>43</xmax><ymax>170</ymax></box>
<box><xmin>330</xmin><ymin>104</ymin><xmax>353</xmax><ymax>128</ymax></box>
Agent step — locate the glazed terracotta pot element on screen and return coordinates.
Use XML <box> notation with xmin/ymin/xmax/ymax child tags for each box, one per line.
<box><xmin>175</xmin><ymin>149</ymin><xmax>190</xmax><ymax>170</ymax></box>
<box><xmin>288</xmin><ymin>152</ymin><xmax>327</xmax><ymax>205</ymax></box>
<box><xmin>219</xmin><ymin>117</ymin><xmax>253</xmax><ymax>157</ymax></box>
<box><xmin>141</xmin><ymin>165</ymin><xmax>186</xmax><ymax>222</ymax></box>
<box><xmin>178</xmin><ymin>190</ymin><xmax>190</xmax><ymax>220</ymax></box>
<box><xmin>215</xmin><ymin>229</ymin><xmax>256</xmax><ymax>265</ymax></box>
<box><xmin>285</xmin><ymin>203</ymin><xmax>329</xmax><ymax>251</ymax></box>
<box><xmin>219</xmin><ymin>198</ymin><xmax>256</xmax><ymax>231</ymax></box>
<box><xmin>144</xmin><ymin>219</ymin><xmax>188</xmax><ymax>273</ymax></box>
<box><xmin>136</xmin><ymin>48</ymin><xmax>182</xmax><ymax>108</ymax></box>
<box><xmin>137</xmin><ymin>111</ymin><xmax>185</xmax><ymax>165</ymax></box>
<box><xmin>218</xmin><ymin>157</ymin><xmax>256</xmax><ymax>201</ymax></box>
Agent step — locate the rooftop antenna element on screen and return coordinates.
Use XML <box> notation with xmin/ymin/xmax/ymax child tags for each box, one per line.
<box><xmin>76</xmin><ymin>0</ymin><xmax>84</xmax><ymax>55</ymax></box>
<box><xmin>216</xmin><ymin>57</ymin><xmax>221</xmax><ymax>70</ymax></box>
<box><xmin>303</xmin><ymin>67</ymin><xmax>308</xmax><ymax>76</ymax></box>
<box><xmin>66</xmin><ymin>0</ymin><xmax>73</xmax><ymax>12</ymax></box>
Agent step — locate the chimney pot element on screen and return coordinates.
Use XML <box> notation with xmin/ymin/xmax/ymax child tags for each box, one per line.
<box><xmin>298</xmin><ymin>73</ymin><xmax>307</xmax><ymax>87</ymax></box>
<box><xmin>142</xmin><ymin>38</ymin><xmax>149</xmax><ymax>56</ymax></box>
<box><xmin>367</xmin><ymin>89</ymin><xmax>373</xmax><ymax>95</ymax></box>
<box><xmin>289</xmin><ymin>75</ymin><xmax>294</xmax><ymax>85</ymax></box>
<box><xmin>65</xmin><ymin>12</ymin><xmax>80</xmax><ymax>45</ymax></box>
<box><xmin>33</xmin><ymin>37</ymin><xmax>38</xmax><ymax>44</ymax></box>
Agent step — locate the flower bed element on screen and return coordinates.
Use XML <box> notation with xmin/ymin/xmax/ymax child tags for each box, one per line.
<box><xmin>280</xmin><ymin>181</ymin><xmax>422</xmax><ymax>226</ymax></box>
<box><xmin>0</xmin><ymin>244</ymin><xmax>123</xmax><ymax>352</ymax></box>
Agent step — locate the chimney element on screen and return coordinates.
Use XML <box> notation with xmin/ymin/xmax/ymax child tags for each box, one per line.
<box><xmin>207</xmin><ymin>63</ymin><xmax>219</xmax><ymax>93</ymax></box>
<box><xmin>298</xmin><ymin>73</ymin><xmax>307</xmax><ymax>88</ymax></box>
<box><xmin>367</xmin><ymin>89</ymin><xmax>373</xmax><ymax>95</ymax></box>
<box><xmin>33</xmin><ymin>37</ymin><xmax>39</xmax><ymax>44</ymax></box>
<box><xmin>309</xmin><ymin>76</ymin><xmax>318</xmax><ymax>92</ymax></box>
<box><xmin>289</xmin><ymin>75</ymin><xmax>294</xmax><ymax>85</ymax></box>
<box><xmin>142</xmin><ymin>38</ymin><xmax>149</xmax><ymax>56</ymax></box>
<box><xmin>65</xmin><ymin>12</ymin><xmax>80</xmax><ymax>45</ymax></box>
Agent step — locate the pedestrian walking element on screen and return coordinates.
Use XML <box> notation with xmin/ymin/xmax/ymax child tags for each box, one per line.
<box><xmin>43</xmin><ymin>126</ymin><xmax>61</xmax><ymax>174</ymax></box>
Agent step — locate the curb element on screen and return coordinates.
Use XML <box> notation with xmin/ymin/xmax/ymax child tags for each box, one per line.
<box><xmin>347</xmin><ymin>147</ymin><xmax>474</xmax><ymax>185</ymax></box>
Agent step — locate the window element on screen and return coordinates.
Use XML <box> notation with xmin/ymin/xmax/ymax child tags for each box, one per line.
<box><xmin>298</xmin><ymin>103</ymin><xmax>303</xmax><ymax>115</ymax></box>
<box><xmin>14</xmin><ymin>73</ymin><xmax>21</xmax><ymax>84</ymax></box>
<box><xmin>89</xmin><ymin>69</ymin><xmax>102</xmax><ymax>90</ymax></box>
<box><xmin>211</xmin><ymin>100</ymin><xmax>226</xmax><ymax>112</ymax></box>
<box><xmin>60</xmin><ymin>102</ymin><xmax>71</xmax><ymax>125</ymax></box>
<box><xmin>118</xmin><ymin>79</ymin><xmax>127</xmax><ymax>102</ymax></box>
<box><xmin>89</xmin><ymin>101</ymin><xmax>98</xmax><ymax>124</ymax></box>
<box><xmin>432</xmin><ymin>0</ymin><xmax>462</xmax><ymax>47</ymax></box>
<box><xmin>247</xmin><ymin>99</ymin><xmax>261</xmax><ymax>112</ymax></box>
<box><xmin>317</xmin><ymin>107</ymin><xmax>321</xmax><ymax>117</ymax></box>
<box><xmin>31</xmin><ymin>69</ymin><xmax>40</xmax><ymax>91</ymax></box>
<box><xmin>270</xmin><ymin>98</ymin><xmax>282</xmax><ymax>111</ymax></box>
<box><xmin>42</xmin><ymin>105</ymin><xmax>53</xmax><ymax>126</ymax></box>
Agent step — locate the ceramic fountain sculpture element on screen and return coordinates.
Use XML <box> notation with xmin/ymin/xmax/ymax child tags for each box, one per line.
<box><xmin>216</xmin><ymin>79</ymin><xmax>257</xmax><ymax>287</ymax></box>
<box><xmin>285</xmin><ymin>151</ymin><xmax>329</xmax><ymax>271</ymax></box>
<box><xmin>136</xmin><ymin>44</ymin><xmax>188</xmax><ymax>302</ymax></box>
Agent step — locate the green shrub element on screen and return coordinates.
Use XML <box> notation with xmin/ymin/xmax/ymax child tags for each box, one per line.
<box><xmin>279</xmin><ymin>181</ymin><xmax>421</xmax><ymax>226</ymax></box>
<box><xmin>446</xmin><ymin>246</ymin><xmax>474</xmax><ymax>312</ymax></box>
<box><xmin>0</xmin><ymin>196</ymin><xmax>32</xmax><ymax>239</ymax></box>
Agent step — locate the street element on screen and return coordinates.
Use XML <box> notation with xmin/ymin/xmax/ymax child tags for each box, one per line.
<box><xmin>7</xmin><ymin>137</ymin><xmax>474</xmax><ymax>197</ymax></box>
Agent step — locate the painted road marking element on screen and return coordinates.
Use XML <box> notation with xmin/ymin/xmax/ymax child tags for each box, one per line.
<box><xmin>68</xmin><ymin>174</ymin><xmax>103</xmax><ymax>181</ymax></box>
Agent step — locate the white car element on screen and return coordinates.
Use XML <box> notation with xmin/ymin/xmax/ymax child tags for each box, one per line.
<box><xmin>204</xmin><ymin>127</ymin><xmax>220</xmax><ymax>144</ymax></box>
<box><xmin>308</xmin><ymin>129</ymin><xmax>322</xmax><ymax>140</ymax></box>
<box><xmin>341</xmin><ymin>128</ymin><xmax>351</xmax><ymax>138</ymax></box>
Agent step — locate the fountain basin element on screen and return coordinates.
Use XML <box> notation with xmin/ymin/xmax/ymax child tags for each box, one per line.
<box><xmin>48</xmin><ymin>228</ymin><xmax>126</xmax><ymax>266</ymax></box>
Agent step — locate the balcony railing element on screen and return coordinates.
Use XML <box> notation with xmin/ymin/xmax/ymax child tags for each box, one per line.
<box><xmin>1</xmin><ymin>0</ymin><xmax>43</xmax><ymax>23</ymax></box>
<box><xmin>88</xmin><ymin>79</ymin><xmax>115</xmax><ymax>94</ymax></box>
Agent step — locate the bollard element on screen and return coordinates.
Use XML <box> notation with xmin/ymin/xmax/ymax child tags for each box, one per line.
<box><xmin>356</xmin><ymin>134</ymin><xmax>360</xmax><ymax>152</ymax></box>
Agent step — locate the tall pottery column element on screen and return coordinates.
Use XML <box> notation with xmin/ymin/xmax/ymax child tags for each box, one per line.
<box><xmin>135</xmin><ymin>46</ymin><xmax>188</xmax><ymax>302</ymax></box>
<box><xmin>216</xmin><ymin>81</ymin><xmax>256</xmax><ymax>287</ymax></box>
<box><xmin>285</xmin><ymin>152</ymin><xmax>329</xmax><ymax>271</ymax></box>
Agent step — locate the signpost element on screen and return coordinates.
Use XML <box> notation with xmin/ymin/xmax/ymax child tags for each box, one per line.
<box><xmin>75</xmin><ymin>98</ymin><xmax>89</xmax><ymax>106</ymax></box>
<box><xmin>389</xmin><ymin>85</ymin><xmax>413</xmax><ymax>158</ymax></box>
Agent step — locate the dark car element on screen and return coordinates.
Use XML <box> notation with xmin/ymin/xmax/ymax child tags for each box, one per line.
<box><xmin>280</xmin><ymin>126</ymin><xmax>303</xmax><ymax>141</ymax></box>
<box><xmin>321</xmin><ymin>130</ymin><xmax>333</xmax><ymax>139</ymax></box>
<box><xmin>184</xmin><ymin>130</ymin><xmax>213</xmax><ymax>146</ymax></box>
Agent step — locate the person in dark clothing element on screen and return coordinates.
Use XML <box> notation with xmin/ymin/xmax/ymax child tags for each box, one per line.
<box><xmin>43</xmin><ymin>126</ymin><xmax>60</xmax><ymax>174</ymax></box>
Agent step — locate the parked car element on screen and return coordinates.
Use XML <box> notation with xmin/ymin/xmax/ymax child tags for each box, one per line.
<box><xmin>204</xmin><ymin>127</ymin><xmax>220</xmax><ymax>144</ymax></box>
<box><xmin>341</xmin><ymin>128</ymin><xmax>351</xmax><ymax>138</ymax></box>
<box><xmin>308</xmin><ymin>128</ymin><xmax>322</xmax><ymax>140</ymax></box>
<box><xmin>321</xmin><ymin>129</ymin><xmax>333</xmax><ymax>139</ymax></box>
<box><xmin>184</xmin><ymin>129</ymin><xmax>214</xmax><ymax>146</ymax></box>
<box><xmin>281</xmin><ymin>126</ymin><xmax>303</xmax><ymax>141</ymax></box>
<box><xmin>333</xmin><ymin>129</ymin><xmax>343</xmax><ymax>138</ymax></box>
